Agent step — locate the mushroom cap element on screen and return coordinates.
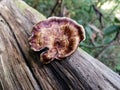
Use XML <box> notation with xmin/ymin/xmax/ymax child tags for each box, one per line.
<box><xmin>29</xmin><ymin>17</ymin><xmax>85</xmax><ymax>64</ymax></box>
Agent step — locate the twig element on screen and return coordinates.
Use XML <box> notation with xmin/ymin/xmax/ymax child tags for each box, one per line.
<box><xmin>48</xmin><ymin>0</ymin><xmax>59</xmax><ymax>17</ymax></box>
<box><xmin>48</xmin><ymin>0</ymin><xmax>63</xmax><ymax>17</ymax></box>
<box><xmin>60</xmin><ymin>0</ymin><xmax>64</xmax><ymax>16</ymax></box>
<box><xmin>92</xmin><ymin>5</ymin><xmax>103</xmax><ymax>28</ymax></box>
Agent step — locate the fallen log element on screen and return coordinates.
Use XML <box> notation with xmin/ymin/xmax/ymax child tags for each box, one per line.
<box><xmin>0</xmin><ymin>0</ymin><xmax>120</xmax><ymax>90</ymax></box>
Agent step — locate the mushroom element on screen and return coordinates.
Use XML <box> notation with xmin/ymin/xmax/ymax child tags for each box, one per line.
<box><xmin>29</xmin><ymin>17</ymin><xmax>85</xmax><ymax>64</ymax></box>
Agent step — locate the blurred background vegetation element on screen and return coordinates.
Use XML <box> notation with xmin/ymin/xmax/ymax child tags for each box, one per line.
<box><xmin>24</xmin><ymin>0</ymin><xmax>120</xmax><ymax>74</ymax></box>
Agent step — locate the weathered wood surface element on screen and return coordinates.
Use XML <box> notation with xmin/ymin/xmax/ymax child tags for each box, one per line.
<box><xmin>0</xmin><ymin>0</ymin><xmax>120</xmax><ymax>90</ymax></box>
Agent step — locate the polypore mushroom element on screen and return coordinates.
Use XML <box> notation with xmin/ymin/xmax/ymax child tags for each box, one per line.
<box><xmin>29</xmin><ymin>17</ymin><xmax>85</xmax><ymax>64</ymax></box>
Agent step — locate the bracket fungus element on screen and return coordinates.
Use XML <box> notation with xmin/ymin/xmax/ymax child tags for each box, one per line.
<box><xmin>29</xmin><ymin>17</ymin><xmax>85</xmax><ymax>64</ymax></box>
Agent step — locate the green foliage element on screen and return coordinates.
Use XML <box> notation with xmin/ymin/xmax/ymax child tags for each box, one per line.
<box><xmin>103</xmin><ymin>32</ymin><xmax>117</xmax><ymax>44</ymax></box>
<box><xmin>104</xmin><ymin>25</ymin><xmax>120</xmax><ymax>35</ymax></box>
<box><xmin>24</xmin><ymin>0</ymin><xmax>120</xmax><ymax>73</ymax></box>
<box><xmin>85</xmin><ymin>26</ymin><xmax>93</xmax><ymax>39</ymax></box>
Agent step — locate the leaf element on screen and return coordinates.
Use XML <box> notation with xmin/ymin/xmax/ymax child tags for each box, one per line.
<box><xmin>116</xmin><ymin>64</ymin><xmax>120</xmax><ymax>71</ymax></box>
<box><xmin>85</xmin><ymin>26</ymin><xmax>98</xmax><ymax>45</ymax></box>
<box><xmin>103</xmin><ymin>32</ymin><xmax>117</xmax><ymax>44</ymax></box>
<box><xmin>85</xmin><ymin>26</ymin><xmax>93</xmax><ymax>39</ymax></box>
<box><xmin>78</xmin><ymin>20</ymin><xmax>83</xmax><ymax>25</ymax></box>
<box><xmin>104</xmin><ymin>25</ymin><xmax>120</xmax><ymax>35</ymax></box>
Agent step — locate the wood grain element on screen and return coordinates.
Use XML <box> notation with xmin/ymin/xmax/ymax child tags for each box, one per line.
<box><xmin>0</xmin><ymin>0</ymin><xmax>120</xmax><ymax>90</ymax></box>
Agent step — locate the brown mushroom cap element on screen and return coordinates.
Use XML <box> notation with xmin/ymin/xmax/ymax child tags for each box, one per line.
<box><xmin>29</xmin><ymin>17</ymin><xmax>85</xmax><ymax>64</ymax></box>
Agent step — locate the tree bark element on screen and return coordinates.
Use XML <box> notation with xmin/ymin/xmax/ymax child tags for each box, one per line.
<box><xmin>0</xmin><ymin>0</ymin><xmax>120</xmax><ymax>90</ymax></box>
